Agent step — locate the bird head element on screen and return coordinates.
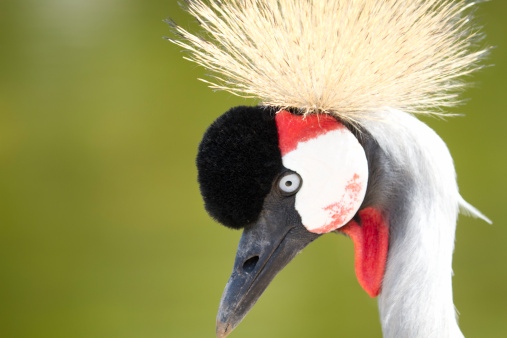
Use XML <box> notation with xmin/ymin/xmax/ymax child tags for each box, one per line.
<box><xmin>197</xmin><ymin>105</ymin><xmax>387</xmax><ymax>337</ymax></box>
<box><xmin>169</xmin><ymin>1</ymin><xmax>489</xmax><ymax>336</ymax></box>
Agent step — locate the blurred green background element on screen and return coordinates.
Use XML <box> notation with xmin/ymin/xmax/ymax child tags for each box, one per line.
<box><xmin>0</xmin><ymin>1</ymin><xmax>505</xmax><ymax>337</ymax></box>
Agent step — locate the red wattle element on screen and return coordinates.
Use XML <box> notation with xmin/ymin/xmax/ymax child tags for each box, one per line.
<box><xmin>339</xmin><ymin>208</ymin><xmax>389</xmax><ymax>297</ymax></box>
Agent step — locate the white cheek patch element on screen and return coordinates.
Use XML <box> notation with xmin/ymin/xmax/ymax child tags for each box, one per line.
<box><xmin>281</xmin><ymin>128</ymin><xmax>368</xmax><ymax>234</ymax></box>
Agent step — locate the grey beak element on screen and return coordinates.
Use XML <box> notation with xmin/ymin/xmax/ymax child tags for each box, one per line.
<box><xmin>216</xmin><ymin>192</ymin><xmax>320</xmax><ymax>337</ymax></box>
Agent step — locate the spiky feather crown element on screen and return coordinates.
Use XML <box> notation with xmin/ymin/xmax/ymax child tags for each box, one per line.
<box><xmin>168</xmin><ymin>0</ymin><xmax>487</xmax><ymax>123</ymax></box>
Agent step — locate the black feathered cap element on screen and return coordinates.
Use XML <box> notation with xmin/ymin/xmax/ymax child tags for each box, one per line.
<box><xmin>196</xmin><ymin>106</ymin><xmax>283</xmax><ymax>229</ymax></box>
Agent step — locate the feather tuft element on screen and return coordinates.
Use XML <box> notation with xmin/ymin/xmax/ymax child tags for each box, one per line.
<box><xmin>168</xmin><ymin>0</ymin><xmax>488</xmax><ymax>123</ymax></box>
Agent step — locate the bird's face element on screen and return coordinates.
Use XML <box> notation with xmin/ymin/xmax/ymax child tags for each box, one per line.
<box><xmin>275</xmin><ymin>110</ymin><xmax>368</xmax><ymax>233</ymax></box>
<box><xmin>197</xmin><ymin>106</ymin><xmax>379</xmax><ymax>337</ymax></box>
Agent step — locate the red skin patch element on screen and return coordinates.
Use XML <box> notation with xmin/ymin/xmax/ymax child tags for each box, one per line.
<box><xmin>320</xmin><ymin>204</ymin><xmax>354</xmax><ymax>234</ymax></box>
<box><xmin>345</xmin><ymin>173</ymin><xmax>362</xmax><ymax>194</ymax></box>
<box><xmin>338</xmin><ymin>208</ymin><xmax>389</xmax><ymax>298</ymax></box>
<box><xmin>275</xmin><ymin>110</ymin><xmax>345</xmax><ymax>156</ymax></box>
<box><xmin>314</xmin><ymin>174</ymin><xmax>364</xmax><ymax>234</ymax></box>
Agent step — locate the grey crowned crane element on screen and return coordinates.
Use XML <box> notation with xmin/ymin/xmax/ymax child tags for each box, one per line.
<box><xmin>167</xmin><ymin>0</ymin><xmax>491</xmax><ymax>337</ymax></box>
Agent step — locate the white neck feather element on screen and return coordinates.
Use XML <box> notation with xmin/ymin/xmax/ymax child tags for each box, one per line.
<box><xmin>360</xmin><ymin>110</ymin><xmax>465</xmax><ymax>338</ymax></box>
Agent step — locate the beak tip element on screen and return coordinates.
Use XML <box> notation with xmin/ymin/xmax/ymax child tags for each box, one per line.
<box><xmin>216</xmin><ymin>320</ymin><xmax>231</xmax><ymax>338</ymax></box>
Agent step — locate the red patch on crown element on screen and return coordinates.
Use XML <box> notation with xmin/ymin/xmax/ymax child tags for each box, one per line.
<box><xmin>275</xmin><ymin>110</ymin><xmax>345</xmax><ymax>156</ymax></box>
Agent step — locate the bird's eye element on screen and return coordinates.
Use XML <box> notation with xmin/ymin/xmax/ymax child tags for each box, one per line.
<box><xmin>278</xmin><ymin>172</ymin><xmax>302</xmax><ymax>195</ymax></box>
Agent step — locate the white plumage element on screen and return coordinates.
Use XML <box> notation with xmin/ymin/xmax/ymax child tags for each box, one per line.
<box><xmin>360</xmin><ymin>109</ymin><xmax>489</xmax><ymax>337</ymax></box>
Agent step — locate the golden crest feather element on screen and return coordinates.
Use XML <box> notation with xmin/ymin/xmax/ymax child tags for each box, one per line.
<box><xmin>167</xmin><ymin>0</ymin><xmax>487</xmax><ymax>123</ymax></box>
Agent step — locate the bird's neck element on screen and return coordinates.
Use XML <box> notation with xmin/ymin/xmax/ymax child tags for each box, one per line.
<box><xmin>377</xmin><ymin>206</ymin><xmax>463</xmax><ymax>338</ymax></box>
<box><xmin>360</xmin><ymin>110</ymin><xmax>465</xmax><ymax>338</ymax></box>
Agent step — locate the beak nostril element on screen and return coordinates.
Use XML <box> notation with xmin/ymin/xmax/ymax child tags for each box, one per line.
<box><xmin>242</xmin><ymin>256</ymin><xmax>259</xmax><ymax>273</ymax></box>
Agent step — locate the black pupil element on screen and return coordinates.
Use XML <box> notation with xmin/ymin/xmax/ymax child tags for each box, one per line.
<box><xmin>285</xmin><ymin>180</ymin><xmax>292</xmax><ymax>187</ymax></box>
